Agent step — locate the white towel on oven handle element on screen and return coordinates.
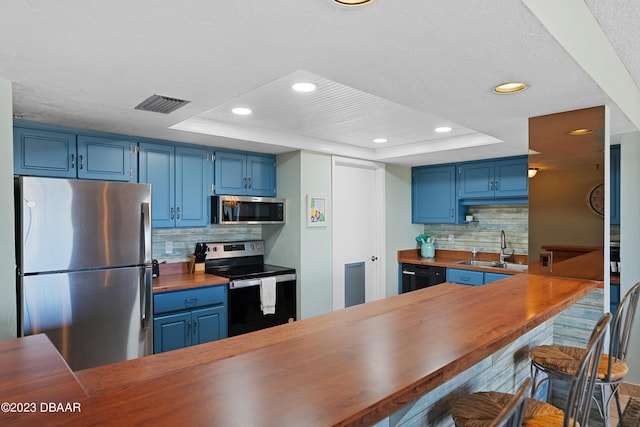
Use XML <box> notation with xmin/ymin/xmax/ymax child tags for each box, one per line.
<box><xmin>260</xmin><ymin>277</ymin><xmax>277</xmax><ymax>315</ymax></box>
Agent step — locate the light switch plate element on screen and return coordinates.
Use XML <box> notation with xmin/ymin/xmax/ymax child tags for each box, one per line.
<box><xmin>165</xmin><ymin>241</ymin><xmax>173</xmax><ymax>254</ymax></box>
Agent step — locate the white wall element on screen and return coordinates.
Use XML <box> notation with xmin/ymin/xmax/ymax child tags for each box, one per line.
<box><xmin>0</xmin><ymin>80</ymin><xmax>16</xmax><ymax>340</ymax></box>
<box><xmin>384</xmin><ymin>164</ymin><xmax>422</xmax><ymax>297</ymax></box>
<box><xmin>620</xmin><ymin>132</ymin><xmax>640</xmax><ymax>384</ymax></box>
<box><xmin>264</xmin><ymin>150</ymin><xmax>333</xmax><ymax>319</ymax></box>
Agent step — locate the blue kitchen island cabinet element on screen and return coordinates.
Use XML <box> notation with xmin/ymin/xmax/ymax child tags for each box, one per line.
<box><xmin>214</xmin><ymin>150</ymin><xmax>276</xmax><ymax>197</ymax></box>
<box><xmin>139</xmin><ymin>142</ymin><xmax>212</xmax><ymax>228</ymax></box>
<box><xmin>153</xmin><ymin>285</ymin><xmax>227</xmax><ymax>354</ymax></box>
<box><xmin>457</xmin><ymin>156</ymin><xmax>528</xmax><ymax>200</ymax></box>
<box><xmin>412</xmin><ymin>165</ymin><xmax>457</xmax><ymax>224</ymax></box>
<box><xmin>14</xmin><ymin>126</ymin><xmax>136</xmax><ymax>181</ymax></box>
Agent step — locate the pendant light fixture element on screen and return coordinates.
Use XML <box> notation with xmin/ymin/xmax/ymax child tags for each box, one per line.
<box><xmin>333</xmin><ymin>0</ymin><xmax>373</xmax><ymax>5</ymax></box>
<box><xmin>528</xmin><ymin>168</ymin><xmax>539</xmax><ymax>178</ymax></box>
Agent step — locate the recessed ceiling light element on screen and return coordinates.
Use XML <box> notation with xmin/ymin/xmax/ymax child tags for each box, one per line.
<box><xmin>333</xmin><ymin>0</ymin><xmax>373</xmax><ymax>5</ymax></box>
<box><xmin>493</xmin><ymin>82</ymin><xmax>528</xmax><ymax>94</ymax></box>
<box><xmin>568</xmin><ymin>128</ymin><xmax>593</xmax><ymax>136</ymax></box>
<box><xmin>435</xmin><ymin>126</ymin><xmax>452</xmax><ymax>133</ymax></box>
<box><xmin>373</xmin><ymin>138</ymin><xmax>387</xmax><ymax>144</ymax></box>
<box><xmin>231</xmin><ymin>107</ymin><xmax>252</xmax><ymax>116</ymax></box>
<box><xmin>292</xmin><ymin>82</ymin><xmax>317</xmax><ymax>93</ymax></box>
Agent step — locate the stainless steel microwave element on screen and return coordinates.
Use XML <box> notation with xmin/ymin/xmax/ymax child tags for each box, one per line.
<box><xmin>211</xmin><ymin>195</ymin><xmax>286</xmax><ymax>225</ymax></box>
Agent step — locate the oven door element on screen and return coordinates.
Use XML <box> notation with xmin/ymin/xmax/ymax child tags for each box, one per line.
<box><xmin>227</xmin><ymin>275</ymin><xmax>296</xmax><ymax>337</ymax></box>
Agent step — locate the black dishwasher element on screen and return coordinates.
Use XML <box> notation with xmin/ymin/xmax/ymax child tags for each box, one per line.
<box><xmin>401</xmin><ymin>263</ymin><xmax>446</xmax><ymax>293</ymax></box>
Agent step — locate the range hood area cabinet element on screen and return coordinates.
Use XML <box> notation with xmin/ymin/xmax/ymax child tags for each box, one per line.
<box><xmin>213</xmin><ymin>150</ymin><xmax>276</xmax><ymax>197</ymax></box>
<box><xmin>411</xmin><ymin>156</ymin><xmax>528</xmax><ymax>224</ymax></box>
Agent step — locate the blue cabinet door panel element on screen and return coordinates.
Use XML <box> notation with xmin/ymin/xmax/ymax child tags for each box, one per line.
<box><xmin>610</xmin><ymin>145</ymin><xmax>620</xmax><ymax>225</ymax></box>
<box><xmin>77</xmin><ymin>136</ymin><xmax>134</xmax><ymax>182</ymax></box>
<box><xmin>14</xmin><ymin>127</ymin><xmax>76</xmax><ymax>178</ymax></box>
<box><xmin>412</xmin><ymin>165</ymin><xmax>456</xmax><ymax>223</ymax></box>
<box><xmin>192</xmin><ymin>306</ymin><xmax>227</xmax><ymax>345</ymax></box>
<box><xmin>175</xmin><ymin>146</ymin><xmax>209</xmax><ymax>227</ymax></box>
<box><xmin>139</xmin><ymin>143</ymin><xmax>175</xmax><ymax>228</ymax></box>
<box><xmin>458</xmin><ymin>161</ymin><xmax>494</xmax><ymax>198</ymax></box>
<box><xmin>494</xmin><ymin>158</ymin><xmax>528</xmax><ymax>197</ymax></box>
<box><xmin>246</xmin><ymin>154</ymin><xmax>276</xmax><ymax>196</ymax></box>
<box><xmin>484</xmin><ymin>272</ymin><xmax>511</xmax><ymax>283</ymax></box>
<box><xmin>214</xmin><ymin>151</ymin><xmax>247</xmax><ymax>195</ymax></box>
<box><xmin>153</xmin><ymin>312</ymin><xmax>191</xmax><ymax>354</ymax></box>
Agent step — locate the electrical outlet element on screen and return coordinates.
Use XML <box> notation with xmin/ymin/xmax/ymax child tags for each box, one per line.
<box><xmin>165</xmin><ymin>241</ymin><xmax>173</xmax><ymax>254</ymax></box>
<box><xmin>448</xmin><ymin>234</ymin><xmax>454</xmax><ymax>243</ymax></box>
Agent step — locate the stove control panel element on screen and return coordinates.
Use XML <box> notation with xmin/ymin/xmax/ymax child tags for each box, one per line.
<box><xmin>203</xmin><ymin>240</ymin><xmax>264</xmax><ymax>260</ymax></box>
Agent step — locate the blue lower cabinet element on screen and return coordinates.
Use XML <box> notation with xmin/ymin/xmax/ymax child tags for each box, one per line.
<box><xmin>484</xmin><ymin>272</ymin><xmax>511</xmax><ymax>283</ymax></box>
<box><xmin>447</xmin><ymin>268</ymin><xmax>512</xmax><ymax>286</ymax></box>
<box><xmin>153</xmin><ymin>285</ymin><xmax>227</xmax><ymax>354</ymax></box>
<box><xmin>447</xmin><ymin>268</ymin><xmax>483</xmax><ymax>286</ymax></box>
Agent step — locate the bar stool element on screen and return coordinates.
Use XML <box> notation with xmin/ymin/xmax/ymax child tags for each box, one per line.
<box><xmin>530</xmin><ymin>282</ymin><xmax>640</xmax><ymax>426</ymax></box>
<box><xmin>452</xmin><ymin>312</ymin><xmax>611</xmax><ymax>427</ymax></box>
<box><xmin>451</xmin><ymin>378</ymin><xmax>531</xmax><ymax>427</ymax></box>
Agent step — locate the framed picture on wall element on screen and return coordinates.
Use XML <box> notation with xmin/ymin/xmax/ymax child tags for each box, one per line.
<box><xmin>307</xmin><ymin>194</ymin><xmax>327</xmax><ymax>227</ymax></box>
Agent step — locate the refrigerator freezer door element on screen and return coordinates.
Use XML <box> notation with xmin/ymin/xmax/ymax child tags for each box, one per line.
<box><xmin>18</xmin><ymin>177</ymin><xmax>151</xmax><ymax>274</ymax></box>
<box><xmin>22</xmin><ymin>267</ymin><xmax>149</xmax><ymax>371</ymax></box>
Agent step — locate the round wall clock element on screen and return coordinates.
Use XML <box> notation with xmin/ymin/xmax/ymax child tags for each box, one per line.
<box><xmin>588</xmin><ymin>183</ymin><xmax>605</xmax><ymax>217</ymax></box>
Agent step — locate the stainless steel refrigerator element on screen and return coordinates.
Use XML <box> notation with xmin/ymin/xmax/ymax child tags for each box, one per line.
<box><xmin>15</xmin><ymin>176</ymin><xmax>153</xmax><ymax>371</ymax></box>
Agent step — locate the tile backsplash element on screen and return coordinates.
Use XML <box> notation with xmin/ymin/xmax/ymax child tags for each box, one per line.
<box><xmin>423</xmin><ymin>205</ymin><xmax>528</xmax><ymax>255</ymax></box>
<box><xmin>152</xmin><ymin>226</ymin><xmax>262</xmax><ymax>263</ymax></box>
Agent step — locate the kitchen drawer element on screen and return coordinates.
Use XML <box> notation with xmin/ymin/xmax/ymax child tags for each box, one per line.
<box><xmin>446</xmin><ymin>268</ymin><xmax>483</xmax><ymax>286</ymax></box>
<box><xmin>154</xmin><ymin>285</ymin><xmax>227</xmax><ymax>314</ymax></box>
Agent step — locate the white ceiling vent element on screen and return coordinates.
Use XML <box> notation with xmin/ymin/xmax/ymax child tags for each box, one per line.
<box><xmin>135</xmin><ymin>94</ymin><xmax>190</xmax><ymax>114</ymax></box>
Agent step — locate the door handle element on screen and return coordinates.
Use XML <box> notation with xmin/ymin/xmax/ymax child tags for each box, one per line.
<box><xmin>71</xmin><ymin>154</ymin><xmax>75</xmax><ymax>169</ymax></box>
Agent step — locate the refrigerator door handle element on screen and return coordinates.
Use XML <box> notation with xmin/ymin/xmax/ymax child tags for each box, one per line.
<box><xmin>142</xmin><ymin>202</ymin><xmax>152</xmax><ymax>263</ymax></box>
<box><xmin>142</xmin><ymin>267</ymin><xmax>152</xmax><ymax>329</ymax></box>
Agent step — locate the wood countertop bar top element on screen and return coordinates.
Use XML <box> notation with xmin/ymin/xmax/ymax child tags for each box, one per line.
<box><xmin>152</xmin><ymin>271</ymin><xmax>228</xmax><ymax>293</ymax></box>
<box><xmin>6</xmin><ymin>274</ymin><xmax>598</xmax><ymax>426</ymax></box>
<box><xmin>0</xmin><ymin>335</ymin><xmax>88</xmax><ymax>424</ymax></box>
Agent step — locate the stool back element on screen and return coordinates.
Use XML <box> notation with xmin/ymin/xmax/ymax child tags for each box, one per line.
<box><xmin>490</xmin><ymin>378</ymin><xmax>531</xmax><ymax>427</ymax></box>
<box><xmin>564</xmin><ymin>312</ymin><xmax>611</xmax><ymax>427</ymax></box>
<box><xmin>607</xmin><ymin>281</ymin><xmax>640</xmax><ymax>378</ymax></box>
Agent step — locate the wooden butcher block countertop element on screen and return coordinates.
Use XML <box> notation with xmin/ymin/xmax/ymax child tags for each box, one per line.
<box><xmin>1</xmin><ymin>274</ymin><xmax>597</xmax><ymax>426</ymax></box>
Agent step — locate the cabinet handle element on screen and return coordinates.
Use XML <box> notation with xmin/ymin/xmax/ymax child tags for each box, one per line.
<box><xmin>243</xmin><ymin>178</ymin><xmax>247</xmax><ymax>188</ymax></box>
<box><xmin>187</xmin><ymin>321</ymin><xmax>191</xmax><ymax>336</ymax></box>
<box><xmin>171</xmin><ymin>207</ymin><xmax>175</xmax><ymax>220</ymax></box>
<box><xmin>494</xmin><ymin>180</ymin><xmax>498</xmax><ymax>191</ymax></box>
<box><xmin>193</xmin><ymin>320</ymin><xmax>197</xmax><ymax>336</ymax></box>
<box><xmin>79</xmin><ymin>155</ymin><xmax>84</xmax><ymax>170</ymax></box>
<box><xmin>177</xmin><ymin>207</ymin><xmax>181</xmax><ymax>219</ymax></box>
<box><xmin>247</xmin><ymin>177</ymin><xmax>252</xmax><ymax>188</ymax></box>
<box><xmin>71</xmin><ymin>154</ymin><xmax>75</xmax><ymax>169</ymax></box>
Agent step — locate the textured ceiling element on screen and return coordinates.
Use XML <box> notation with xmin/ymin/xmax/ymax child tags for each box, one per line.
<box><xmin>1</xmin><ymin>1</ymin><xmax>638</xmax><ymax>166</ymax></box>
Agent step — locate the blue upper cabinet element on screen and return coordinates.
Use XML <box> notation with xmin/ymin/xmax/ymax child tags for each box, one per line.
<box><xmin>246</xmin><ymin>154</ymin><xmax>277</xmax><ymax>196</ymax></box>
<box><xmin>139</xmin><ymin>142</ymin><xmax>211</xmax><ymax>228</ymax></box>
<box><xmin>14</xmin><ymin>123</ymin><xmax>135</xmax><ymax>181</ymax></box>
<box><xmin>214</xmin><ymin>150</ymin><xmax>276</xmax><ymax>197</ymax></box>
<box><xmin>77</xmin><ymin>135</ymin><xmax>136</xmax><ymax>182</ymax></box>
<box><xmin>610</xmin><ymin>145</ymin><xmax>620</xmax><ymax>225</ymax></box>
<box><xmin>458</xmin><ymin>157</ymin><xmax>528</xmax><ymax>200</ymax></box>
<box><xmin>175</xmin><ymin>146</ymin><xmax>212</xmax><ymax>227</ymax></box>
<box><xmin>139</xmin><ymin>143</ymin><xmax>175</xmax><ymax>228</ymax></box>
<box><xmin>14</xmin><ymin>127</ymin><xmax>77</xmax><ymax>178</ymax></box>
<box><xmin>412</xmin><ymin>165</ymin><xmax>457</xmax><ymax>223</ymax></box>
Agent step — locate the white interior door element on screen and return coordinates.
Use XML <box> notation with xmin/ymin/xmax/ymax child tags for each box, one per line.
<box><xmin>332</xmin><ymin>157</ymin><xmax>385</xmax><ymax>310</ymax></box>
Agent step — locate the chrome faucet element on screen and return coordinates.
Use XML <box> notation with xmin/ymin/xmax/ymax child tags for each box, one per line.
<box><xmin>499</xmin><ymin>230</ymin><xmax>513</xmax><ymax>263</ymax></box>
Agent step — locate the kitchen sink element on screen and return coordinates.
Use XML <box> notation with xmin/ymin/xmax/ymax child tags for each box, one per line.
<box><xmin>455</xmin><ymin>259</ymin><xmax>528</xmax><ymax>272</ymax></box>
